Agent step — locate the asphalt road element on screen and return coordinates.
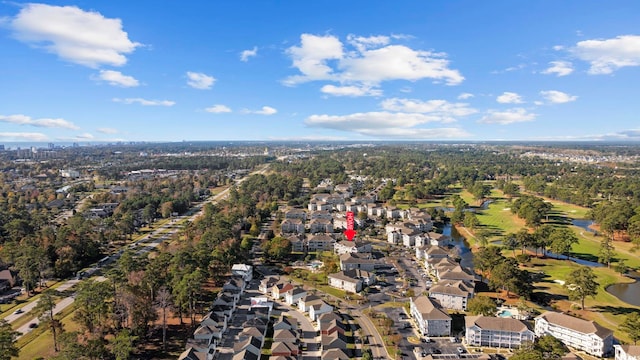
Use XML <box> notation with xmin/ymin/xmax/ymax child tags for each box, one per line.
<box><xmin>12</xmin><ymin>164</ymin><xmax>271</xmax><ymax>339</ymax></box>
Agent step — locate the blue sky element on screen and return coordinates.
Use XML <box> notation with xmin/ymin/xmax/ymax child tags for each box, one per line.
<box><xmin>1</xmin><ymin>1</ymin><xmax>640</xmax><ymax>143</ymax></box>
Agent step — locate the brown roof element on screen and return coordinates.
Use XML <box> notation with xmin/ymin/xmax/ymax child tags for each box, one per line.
<box><xmin>465</xmin><ymin>315</ymin><xmax>530</xmax><ymax>332</ymax></box>
<box><xmin>537</xmin><ymin>312</ymin><xmax>613</xmax><ymax>338</ymax></box>
<box><xmin>412</xmin><ymin>296</ymin><xmax>451</xmax><ymax>320</ymax></box>
<box><xmin>429</xmin><ymin>280</ymin><xmax>474</xmax><ymax>297</ymax></box>
<box><xmin>616</xmin><ymin>345</ymin><xmax>640</xmax><ymax>356</ymax></box>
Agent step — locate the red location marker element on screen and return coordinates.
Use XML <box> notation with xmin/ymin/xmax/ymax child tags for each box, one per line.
<box><xmin>344</xmin><ymin>211</ymin><xmax>356</xmax><ymax>241</ymax></box>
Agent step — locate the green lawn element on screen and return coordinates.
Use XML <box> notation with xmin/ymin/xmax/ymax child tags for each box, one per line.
<box><xmin>17</xmin><ymin>305</ymin><xmax>78</xmax><ymax>360</ymax></box>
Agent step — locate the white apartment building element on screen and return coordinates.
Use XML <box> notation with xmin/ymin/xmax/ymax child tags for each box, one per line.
<box><xmin>410</xmin><ymin>296</ymin><xmax>451</xmax><ymax>337</ymax></box>
<box><xmin>614</xmin><ymin>345</ymin><xmax>640</xmax><ymax>360</ymax></box>
<box><xmin>465</xmin><ymin>316</ymin><xmax>534</xmax><ymax>349</ymax></box>
<box><xmin>535</xmin><ymin>311</ymin><xmax>614</xmax><ymax>357</ymax></box>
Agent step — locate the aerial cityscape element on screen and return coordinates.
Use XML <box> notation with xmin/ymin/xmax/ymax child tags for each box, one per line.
<box><xmin>1</xmin><ymin>1</ymin><xmax>640</xmax><ymax>360</ymax></box>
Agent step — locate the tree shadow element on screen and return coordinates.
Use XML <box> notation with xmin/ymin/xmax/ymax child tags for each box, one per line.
<box><xmin>593</xmin><ymin>305</ymin><xmax>640</xmax><ymax>316</ymax></box>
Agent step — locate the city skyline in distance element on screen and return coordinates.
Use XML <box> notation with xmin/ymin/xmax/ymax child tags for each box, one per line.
<box><xmin>1</xmin><ymin>1</ymin><xmax>640</xmax><ymax>143</ymax></box>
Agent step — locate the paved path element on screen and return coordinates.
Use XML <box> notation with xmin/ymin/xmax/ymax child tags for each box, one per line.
<box><xmin>12</xmin><ymin>164</ymin><xmax>270</xmax><ymax>341</ymax></box>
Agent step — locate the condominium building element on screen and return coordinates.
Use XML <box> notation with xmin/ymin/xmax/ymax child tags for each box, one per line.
<box><xmin>535</xmin><ymin>311</ymin><xmax>614</xmax><ymax>357</ymax></box>
<box><xmin>465</xmin><ymin>316</ymin><xmax>534</xmax><ymax>349</ymax></box>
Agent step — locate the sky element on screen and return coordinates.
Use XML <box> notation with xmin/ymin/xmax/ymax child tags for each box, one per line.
<box><xmin>1</xmin><ymin>1</ymin><xmax>640</xmax><ymax>143</ymax></box>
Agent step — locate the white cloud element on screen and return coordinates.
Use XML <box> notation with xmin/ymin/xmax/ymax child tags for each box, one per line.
<box><xmin>479</xmin><ymin>108</ymin><xmax>537</xmax><ymax>124</ymax></box>
<box><xmin>284</xmin><ymin>34</ymin><xmax>344</xmax><ymax>84</ymax></box>
<box><xmin>0</xmin><ymin>132</ymin><xmax>48</xmax><ymax>141</ymax></box>
<box><xmin>284</xmin><ymin>33</ymin><xmax>463</xmax><ymax>89</ymax></box>
<box><xmin>0</xmin><ymin>114</ymin><xmax>79</xmax><ymax>129</ymax></box>
<box><xmin>9</xmin><ymin>3</ymin><xmax>140</xmax><ymax>68</ymax></box>
<box><xmin>97</xmin><ymin>127</ymin><xmax>118</xmax><ymax>134</ymax></box>
<box><xmin>458</xmin><ymin>93</ymin><xmax>474</xmax><ymax>100</ymax></box>
<box><xmin>243</xmin><ymin>106</ymin><xmax>277</xmax><ymax>115</ymax></box>
<box><xmin>305</xmin><ymin>111</ymin><xmax>470</xmax><ymax>139</ymax></box>
<box><xmin>96</xmin><ymin>70</ymin><xmax>139</xmax><ymax>87</ymax></box>
<box><xmin>240</xmin><ymin>46</ymin><xmax>258</xmax><ymax>62</ymax></box>
<box><xmin>74</xmin><ymin>132</ymin><xmax>94</xmax><ymax>140</ymax></box>
<box><xmin>496</xmin><ymin>92</ymin><xmax>524</xmax><ymax>104</ymax></box>
<box><xmin>380</xmin><ymin>98</ymin><xmax>477</xmax><ymax>119</ymax></box>
<box><xmin>320</xmin><ymin>84</ymin><xmax>382</xmax><ymax>97</ymax></box>
<box><xmin>205</xmin><ymin>104</ymin><xmax>232</xmax><ymax>113</ymax></box>
<box><xmin>112</xmin><ymin>98</ymin><xmax>175</xmax><ymax>106</ymax></box>
<box><xmin>186</xmin><ymin>72</ymin><xmax>215</xmax><ymax>90</ymax></box>
<box><xmin>572</xmin><ymin>35</ymin><xmax>640</xmax><ymax>74</ymax></box>
<box><xmin>542</xmin><ymin>61</ymin><xmax>574</xmax><ymax>76</ymax></box>
<box><xmin>539</xmin><ymin>90</ymin><xmax>578</xmax><ymax>104</ymax></box>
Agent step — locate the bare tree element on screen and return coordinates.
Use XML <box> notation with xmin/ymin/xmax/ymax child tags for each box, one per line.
<box><xmin>155</xmin><ymin>286</ymin><xmax>173</xmax><ymax>350</ymax></box>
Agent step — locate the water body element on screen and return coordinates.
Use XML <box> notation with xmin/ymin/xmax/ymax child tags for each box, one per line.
<box><xmin>442</xmin><ymin>223</ymin><xmax>474</xmax><ymax>269</ymax></box>
<box><xmin>606</xmin><ymin>279</ymin><xmax>640</xmax><ymax>306</ymax></box>
<box><xmin>571</xmin><ymin>219</ymin><xmax>596</xmax><ymax>233</ymax></box>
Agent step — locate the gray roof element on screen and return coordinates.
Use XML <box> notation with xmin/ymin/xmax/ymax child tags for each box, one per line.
<box><xmin>466</xmin><ymin>315</ymin><xmax>530</xmax><ymax>332</ymax></box>
<box><xmin>537</xmin><ymin>311</ymin><xmax>613</xmax><ymax>338</ymax></box>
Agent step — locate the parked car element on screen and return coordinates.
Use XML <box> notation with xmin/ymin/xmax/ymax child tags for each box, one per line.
<box><xmin>457</xmin><ymin>347</ymin><xmax>465</xmax><ymax>354</ymax></box>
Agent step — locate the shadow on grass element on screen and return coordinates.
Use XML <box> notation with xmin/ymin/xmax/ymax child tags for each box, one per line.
<box><xmin>593</xmin><ymin>305</ymin><xmax>640</xmax><ymax>316</ymax></box>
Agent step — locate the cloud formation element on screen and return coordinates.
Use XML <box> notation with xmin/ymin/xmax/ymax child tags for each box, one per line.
<box><xmin>479</xmin><ymin>108</ymin><xmax>537</xmax><ymax>124</ymax></box>
<box><xmin>496</xmin><ymin>92</ymin><xmax>524</xmax><ymax>104</ymax></box>
<box><xmin>284</xmin><ymin>33</ymin><xmax>463</xmax><ymax>93</ymax></box>
<box><xmin>539</xmin><ymin>90</ymin><xmax>577</xmax><ymax>104</ymax></box>
<box><xmin>305</xmin><ymin>111</ymin><xmax>469</xmax><ymax>139</ymax></box>
<box><xmin>205</xmin><ymin>105</ymin><xmax>232</xmax><ymax>113</ymax></box>
<box><xmin>380</xmin><ymin>98</ymin><xmax>477</xmax><ymax>119</ymax></box>
<box><xmin>572</xmin><ymin>35</ymin><xmax>640</xmax><ymax>74</ymax></box>
<box><xmin>0</xmin><ymin>114</ymin><xmax>79</xmax><ymax>129</ymax></box>
<box><xmin>0</xmin><ymin>132</ymin><xmax>48</xmax><ymax>141</ymax></box>
<box><xmin>97</xmin><ymin>127</ymin><xmax>118</xmax><ymax>134</ymax></box>
<box><xmin>542</xmin><ymin>61</ymin><xmax>574</xmax><ymax>76</ymax></box>
<box><xmin>458</xmin><ymin>93</ymin><xmax>474</xmax><ymax>100</ymax></box>
<box><xmin>96</xmin><ymin>70</ymin><xmax>139</xmax><ymax>87</ymax></box>
<box><xmin>9</xmin><ymin>3</ymin><xmax>140</xmax><ymax>68</ymax></box>
<box><xmin>113</xmin><ymin>98</ymin><xmax>175</xmax><ymax>106</ymax></box>
<box><xmin>240</xmin><ymin>47</ymin><xmax>258</xmax><ymax>62</ymax></box>
<box><xmin>320</xmin><ymin>84</ymin><xmax>382</xmax><ymax>97</ymax></box>
<box><xmin>186</xmin><ymin>72</ymin><xmax>215</xmax><ymax>89</ymax></box>
<box><xmin>243</xmin><ymin>106</ymin><xmax>277</xmax><ymax>115</ymax></box>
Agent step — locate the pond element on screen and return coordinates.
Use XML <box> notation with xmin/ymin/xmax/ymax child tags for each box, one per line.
<box><xmin>606</xmin><ymin>277</ymin><xmax>640</xmax><ymax>307</ymax></box>
<box><xmin>442</xmin><ymin>223</ymin><xmax>474</xmax><ymax>269</ymax></box>
<box><xmin>571</xmin><ymin>219</ymin><xmax>597</xmax><ymax>234</ymax></box>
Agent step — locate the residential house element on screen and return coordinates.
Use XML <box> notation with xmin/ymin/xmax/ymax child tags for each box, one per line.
<box><xmin>231</xmin><ymin>264</ymin><xmax>253</xmax><ymax>282</ymax></box>
<box><xmin>425</xmin><ymin>232</ymin><xmax>451</xmax><ymax>247</ymax></box>
<box><xmin>339</xmin><ymin>253</ymin><xmax>378</xmax><ymax>271</ymax></box>
<box><xmin>309</xmin><ymin>218</ymin><xmax>333</xmax><ymax>233</ymax></box>
<box><xmin>271</xmin><ymin>282</ymin><xmax>294</xmax><ymax>299</ymax></box>
<box><xmin>334</xmin><ymin>239</ymin><xmax>372</xmax><ymax>255</ymax></box>
<box><xmin>410</xmin><ymin>296</ymin><xmax>451</xmax><ymax>337</ymax></box>
<box><xmin>321</xmin><ymin>332</ymin><xmax>349</xmax><ymax>351</ymax></box>
<box><xmin>270</xmin><ymin>341</ymin><xmax>299</xmax><ymax>357</ymax></box>
<box><xmin>281</xmin><ymin>218</ymin><xmax>305</xmax><ymax>234</ymax></box>
<box><xmin>307</xmin><ymin>234</ymin><xmax>336</xmax><ymax>251</ymax></box>
<box><xmin>285</xmin><ymin>208</ymin><xmax>307</xmax><ymax>222</ymax></box>
<box><xmin>386</xmin><ymin>207</ymin><xmax>405</xmax><ymax>219</ymax></box>
<box><xmin>309</xmin><ymin>301</ymin><xmax>334</xmax><ymax>321</ymax></box>
<box><xmin>465</xmin><ymin>315</ymin><xmax>535</xmax><ymax>348</ymax></box>
<box><xmin>310</xmin><ymin>210</ymin><xmax>333</xmax><ymax>220</ymax></box>
<box><xmin>328</xmin><ymin>269</ymin><xmax>376</xmax><ymax>293</ymax></box>
<box><xmin>259</xmin><ymin>276</ymin><xmax>279</xmax><ymax>294</ymax></box>
<box><xmin>284</xmin><ymin>287</ymin><xmax>307</xmax><ymax>306</ymax></box>
<box><xmin>321</xmin><ymin>348</ymin><xmax>351</xmax><ymax>360</ymax></box>
<box><xmin>287</xmin><ymin>235</ymin><xmax>305</xmax><ymax>252</ymax></box>
<box><xmin>298</xmin><ymin>295</ymin><xmax>323</xmax><ymax>312</ymax></box>
<box><xmin>428</xmin><ymin>280</ymin><xmax>475</xmax><ymax>311</ymax></box>
<box><xmin>416</xmin><ymin>245</ymin><xmax>449</xmax><ymax>261</ymax></box>
<box><xmin>273</xmin><ymin>315</ymin><xmax>298</xmax><ymax>332</ymax></box>
<box><xmin>614</xmin><ymin>345</ymin><xmax>640</xmax><ymax>360</ymax></box>
<box><xmin>535</xmin><ymin>311</ymin><xmax>614</xmax><ymax>357</ymax></box>
<box><xmin>178</xmin><ymin>347</ymin><xmax>207</xmax><ymax>360</ymax></box>
<box><xmin>367</xmin><ymin>206</ymin><xmax>385</xmax><ymax>217</ymax></box>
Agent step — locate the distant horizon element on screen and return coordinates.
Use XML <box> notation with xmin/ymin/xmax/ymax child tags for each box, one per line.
<box><xmin>3</xmin><ymin>138</ymin><xmax>640</xmax><ymax>151</ymax></box>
